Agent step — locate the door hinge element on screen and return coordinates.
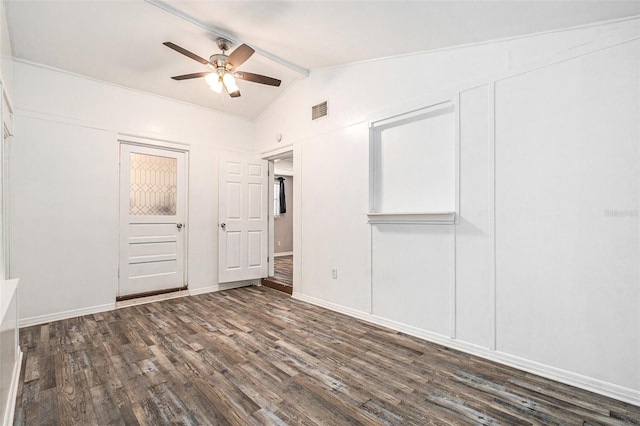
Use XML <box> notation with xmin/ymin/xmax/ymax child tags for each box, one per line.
<box><xmin>267</xmin><ymin>256</ymin><xmax>270</xmax><ymax>263</ymax></box>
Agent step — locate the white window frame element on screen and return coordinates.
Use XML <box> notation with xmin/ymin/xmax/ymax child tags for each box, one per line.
<box><xmin>274</xmin><ymin>180</ymin><xmax>281</xmax><ymax>217</ymax></box>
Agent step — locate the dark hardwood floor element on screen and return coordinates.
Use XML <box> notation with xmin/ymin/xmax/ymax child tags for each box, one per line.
<box><xmin>262</xmin><ymin>255</ymin><xmax>293</xmax><ymax>295</ymax></box>
<box><xmin>14</xmin><ymin>286</ymin><xmax>640</xmax><ymax>425</ymax></box>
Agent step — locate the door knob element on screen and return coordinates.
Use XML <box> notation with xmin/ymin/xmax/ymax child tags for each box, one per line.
<box><xmin>220</xmin><ymin>223</ymin><xmax>226</xmax><ymax>230</ymax></box>
<box><xmin>177</xmin><ymin>223</ymin><xmax>183</xmax><ymax>230</ymax></box>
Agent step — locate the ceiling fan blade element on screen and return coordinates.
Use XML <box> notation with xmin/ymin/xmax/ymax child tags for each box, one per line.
<box><xmin>225</xmin><ymin>44</ymin><xmax>255</xmax><ymax>68</ymax></box>
<box><xmin>234</xmin><ymin>71</ymin><xmax>281</xmax><ymax>87</ymax></box>
<box><xmin>163</xmin><ymin>42</ymin><xmax>210</xmax><ymax>65</ymax></box>
<box><xmin>170</xmin><ymin>72</ymin><xmax>212</xmax><ymax>80</ymax></box>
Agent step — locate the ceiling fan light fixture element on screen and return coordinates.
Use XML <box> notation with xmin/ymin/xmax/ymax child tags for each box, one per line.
<box><xmin>223</xmin><ymin>72</ymin><xmax>239</xmax><ymax>94</ymax></box>
<box><xmin>205</xmin><ymin>73</ymin><xmax>223</xmax><ymax>93</ymax></box>
<box><xmin>164</xmin><ymin>41</ymin><xmax>281</xmax><ymax>99</ymax></box>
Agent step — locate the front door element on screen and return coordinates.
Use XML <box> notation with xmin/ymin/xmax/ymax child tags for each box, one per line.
<box><xmin>119</xmin><ymin>144</ymin><xmax>187</xmax><ymax>298</ymax></box>
<box><xmin>218</xmin><ymin>153</ymin><xmax>268</xmax><ymax>283</ymax></box>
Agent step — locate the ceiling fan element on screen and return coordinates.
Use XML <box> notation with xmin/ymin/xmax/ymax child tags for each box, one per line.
<box><xmin>163</xmin><ymin>38</ymin><xmax>281</xmax><ymax>98</ymax></box>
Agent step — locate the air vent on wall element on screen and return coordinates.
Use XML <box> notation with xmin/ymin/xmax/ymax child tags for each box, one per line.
<box><xmin>311</xmin><ymin>101</ymin><xmax>328</xmax><ymax>120</ymax></box>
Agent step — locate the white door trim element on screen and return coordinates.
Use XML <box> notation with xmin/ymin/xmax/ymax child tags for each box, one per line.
<box><xmin>117</xmin><ymin>134</ymin><xmax>189</xmax><ymax>152</ymax></box>
<box><xmin>262</xmin><ymin>150</ymin><xmax>294</xmax><ymax>280</ymax></box>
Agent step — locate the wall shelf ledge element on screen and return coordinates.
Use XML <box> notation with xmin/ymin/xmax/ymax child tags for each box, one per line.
<box><xmin>367</xmin><ymin>212</ymin><xmax>456</xmax><ymax>224</ymax></box>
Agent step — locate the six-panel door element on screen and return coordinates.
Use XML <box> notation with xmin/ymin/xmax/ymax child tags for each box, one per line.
<box><xmin>218</xmin><ymin>154</ymin><xmax>268</xmax><ymax>283</ymax></box>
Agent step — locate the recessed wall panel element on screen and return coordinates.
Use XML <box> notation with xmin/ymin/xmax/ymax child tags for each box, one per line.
<box><xmin>455</xmin><ymin>85</ymin><xmax>492</xmax><ymax>347</ymax></box>
<box><xmin>494</xmin><ymin>42</ymin><xmax>640</xmax><ymax>389</ymax></box>
<box><xmin>372</xmin><ymin>224</ymin><xmax>452</xmax><ymax>335</ymax></box>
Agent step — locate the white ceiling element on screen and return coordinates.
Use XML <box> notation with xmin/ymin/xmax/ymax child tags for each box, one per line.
<box><xmin>5</xmin><ymin>1</ymin><xmax>640</xmax><ymax>120</ymax></box>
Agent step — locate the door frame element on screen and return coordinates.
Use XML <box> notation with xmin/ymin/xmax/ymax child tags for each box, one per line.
<box><xmin>117</xmin><ymin>135</ymin><xmax>190</xmax><ymax>297</ymax></box>
<box><xmin>263</xmin><ymin>148</ymin><xmax>294</xmax><ymax>282</ymax></box>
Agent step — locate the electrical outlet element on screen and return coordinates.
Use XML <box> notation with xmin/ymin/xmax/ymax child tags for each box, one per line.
<box><xmin>277</xmin><ymin>241</ymin><xmax>281</xmax><ymax>247</ymax></box>
<box><xmin>331</xmin><ymin>269</ymin><xmax>338</xmax><ymax>279</ymax></box>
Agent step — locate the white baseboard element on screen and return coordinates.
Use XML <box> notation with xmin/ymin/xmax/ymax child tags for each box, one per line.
<box><xmin>292</xmin><ymin>292</ymin><xmax>640</xmax><ymax>407</ymax></box>
<box><xmin>20</xmin><ymin>281</ymin><xmax>259</xmax><ymax>328</ymax></box>
<box><xmin>274</xmin><ymin>251</ymin><xmax>293</xmax><ymax>257</ymax></box>
<box><xmin>4</xmin><ymin>350</ymin><xmax>23</xmax><ymax>426</ymax></box>
<box><xmin>19</xmin><ymin>303</ymin><xmax>115</xmax><ymax>328</ymax></box>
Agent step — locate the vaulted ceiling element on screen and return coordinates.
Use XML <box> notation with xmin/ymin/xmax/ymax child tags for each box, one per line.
<box><xmin>5</xmin><ymin>1</ymin><xmax>640</xmax><ymax>120</ymax></box>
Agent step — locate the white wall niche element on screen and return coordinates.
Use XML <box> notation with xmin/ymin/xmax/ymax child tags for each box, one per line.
<box><xmin>369</xmin><ymin>101</ymin><xmax>457</xmax><ymax>224</ymax></box>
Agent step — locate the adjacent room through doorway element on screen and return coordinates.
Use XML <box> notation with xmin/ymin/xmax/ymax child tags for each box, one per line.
<box><xmin>263</xmin><ymin>153</ymin><xmax>294</xmax><ymax>294</ymax></box>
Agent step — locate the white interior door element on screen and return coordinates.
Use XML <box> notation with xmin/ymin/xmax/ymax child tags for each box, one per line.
<box><xmin>219</xmin><ymin>153</ymin><xmax>268</xmax><ymax>283</ymax></box>
<box><xmin>119</xmin><ymin>144</ymin><xmax>187</xmax><ymax>298</ymax></box>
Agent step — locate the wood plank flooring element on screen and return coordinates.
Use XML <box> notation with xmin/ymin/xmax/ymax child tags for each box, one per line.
<box><xmin>262</xmin><ymin>255</ymin><xmax>293</xmax><ymax>294</ymax></box>
<box><xmin>14</xmin><ymin>286</ymin><xmax>640</xmax><ymax>425</ymax></box>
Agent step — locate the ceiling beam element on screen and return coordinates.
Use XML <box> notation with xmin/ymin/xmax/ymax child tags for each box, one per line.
<box><xmin>145</xmin><ymin>0</ymin><xmax>310</xmax><ymax>77</ymax></box>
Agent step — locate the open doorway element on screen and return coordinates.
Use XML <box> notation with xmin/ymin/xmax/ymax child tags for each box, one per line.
<box><xmin>263</xmin><ymin>152</ymin><xmax>294</xmax><ymax>294</ymax></box>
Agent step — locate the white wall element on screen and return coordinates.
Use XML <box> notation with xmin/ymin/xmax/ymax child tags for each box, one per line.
<box><xmin>11</xmin><ymin>118</ymin><xmax>118</xmax><ymax>318</ymax></box>
<box><xmin>256</xmin><ymin>42</ymin><xmax>507</xmax><ymax>154</ymax></box>
<box><xmin>0</xmin><ymin>5</ymin><xmax>18</xmax><ymax>423</ymax></box>
<box><xmin>0</xmin><ymin>0</ymin><xmax>14</xmax><ymax>282</ymax></box>
<box><xmin>0</xmin><ymin>0</ymin><xmax>13</xmax><ymax>96</ymax></box>
<box><xmin>11</xmin><ymin>61</ymin><xmax>255</xmax><ymax>323</ymax></box>
<box><xmin>298</xmin><ymin>123</ymin><xmax>371</xmax><ymax>313</ymax></box>
<box><xmin>256</xmin><ymin>18</ymin><xmax>640</xmax><ymax>404</ymax></box>
<box><xmin>495</xmin><ymin>40</ymin><xmax>639</xmax><ymax>391</ymax></box>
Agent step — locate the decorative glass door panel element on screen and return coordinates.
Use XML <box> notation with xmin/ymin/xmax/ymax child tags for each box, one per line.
<box><xmin>129</xmin><ymin>153</ymin><xmax>177</xmax><ymax>216</ymax></box>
